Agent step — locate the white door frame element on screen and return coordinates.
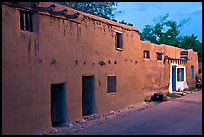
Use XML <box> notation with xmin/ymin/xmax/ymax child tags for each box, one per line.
<box><xmin>169</xmin><ymin>63</ymin><xmax>188</xmax><ymax>93</ymax></box>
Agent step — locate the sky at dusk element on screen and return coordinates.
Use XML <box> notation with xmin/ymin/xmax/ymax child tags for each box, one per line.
<box><xmin>114</xmin><ymin>2</ymin><xmax>202</xmax><ymax>43</ymax></box>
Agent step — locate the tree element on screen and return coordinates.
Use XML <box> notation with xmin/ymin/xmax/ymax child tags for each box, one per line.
<box><xmin>119</xmin><ymin>20</ymin><xmax>133</xmax><ymax>26</ymax></box>
<box><xmin>179</xmin><ymin>34</ymin><xmax>202</xmax><ymax>62</ymax></box>
<box><xmin>55</xmin><ymin>2</ymin><xmax>118</xmax><ymax>20</ymax></box>
<box><xmin>140</xmin><ymin>13</ymin><xmax>189</xmax><ymax>47</ymax></box>
<box><xmin>55</xmin><ymin>2</ymin><xmax>134</xmax><ymax>26</ymax></box>
<box><xmin>140</xmin><ymin>14</ymin><xmax>202</xmax><ymax>62</ymax></box>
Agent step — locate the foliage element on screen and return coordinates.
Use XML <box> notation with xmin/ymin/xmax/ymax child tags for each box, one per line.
<box><xmin>55</xmin><ymin>2</ymin><xmax>118</xmax><ymax>20</ymax></box>
<box><xmin>140</xmin><ymin>13</ymin><xmax>202</xmax><ymax>61</ymax></box>
<box><xmin>55</xmin><ymin>2</ymin><xmax>134</xmax><ymax>27</ymax></box>
<box><xmin>179</xmin><ymin>34</ymin><xmax>202</xmax><ymax>62</ymax></box>
<box><xmin>119</xmin><ymin>20</ymin><xmax>133</xmax><ymax>26</ymax></box>
<box><xmin>112</xmin><ymin>19</ymin><xmax>117</xmax><ymax>22</ymax></box>
<box><xmin>56</xmin><ymin>3</ymin><xmax>201</xmax><ymax>61</ymax></box>
<box><xmin>140</xmin><ymin>13</ymin><xmax>189</xmax><ymax>47</ymax></box>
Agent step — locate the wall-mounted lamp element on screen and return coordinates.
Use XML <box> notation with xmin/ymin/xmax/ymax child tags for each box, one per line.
<box><xmin>31</xmin><ymin>2</ymin><xmax>40</xmax><ymax>8</ymax></box>
<box><xmin>161</xmin><ymin>50</ymin><xmax>165</xmax><ymax>55</ymax></box>
<box><xmin>47</xmin><ymin>4</ymin><xmax>55</xmax><ymax>13</ymax></box>
<box><xmin>61</xmin><ymin>9</ymin><xmax>67</xmax><ymax>15</ymax></box>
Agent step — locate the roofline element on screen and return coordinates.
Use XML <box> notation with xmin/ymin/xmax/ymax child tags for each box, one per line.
<box><xmin>2</xmin><ymin>2</ymin><xmax>139</xmax><ymax>32</ymax></box>
<box><xmin>140</xmin><ymin>40</ymin><xmax>198</xmax><ymax>53</ymax></box>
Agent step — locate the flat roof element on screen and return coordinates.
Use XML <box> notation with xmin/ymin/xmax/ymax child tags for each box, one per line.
<box><xmin>3</xmin><ymin>2</ymin><xmax>139</xmax><ymax>32</ymax></box>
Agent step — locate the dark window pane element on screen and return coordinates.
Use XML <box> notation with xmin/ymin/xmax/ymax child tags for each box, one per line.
<box><xmin>144</xmin><ymin>50</ymin><xmax>150</xmax><ymax>59</ymax></box>
<box><xmin>116</xmin><ymin>32</ymin><xmax>123</xmax><ymax>49</ymax></box>
<box><xmin>118</xmin><ymin>33</ymin><xmax>123</xmax><ymax>49</ymax></box>
<box><xmin>25</xmin><ymin>12</ymin><xmax>29</xmax><ymax>31</ymax></box>
<box><xmin>156</xmin><ymin>52</ymin><xmax>162</xmax><ymax>60</ymax></box>
<box><xmin>20</xmin><ymin>10</ymin><xmax>33</xmax><ymax>32</ymax></box>
<box><xmin>20</xmin><ymin>11</ymin><xmax>25</xmax><ymax>30</ymax></box>
<box><xmin>29</xmin><ymin>13</ymin><xmax>33</xmax><ymax>32</ymax></box>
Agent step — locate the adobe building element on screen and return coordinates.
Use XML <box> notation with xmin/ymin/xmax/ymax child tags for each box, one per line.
<box><xmin>2</xmin><ymin>2</ymin><xmax>199</xmax><ymax>135</ymax></box>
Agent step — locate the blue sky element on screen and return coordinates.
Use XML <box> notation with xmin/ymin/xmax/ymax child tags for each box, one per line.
<box><xmin>114</xmin><ymin>2</ymin><xmax>202</xmax><ymax>42</ymax></box>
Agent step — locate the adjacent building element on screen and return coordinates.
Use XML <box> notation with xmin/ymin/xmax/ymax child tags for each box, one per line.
<box><xmin>2</xmin><ymin>2</ymin><xmax>199</xmax><ymax>135</ymax></box>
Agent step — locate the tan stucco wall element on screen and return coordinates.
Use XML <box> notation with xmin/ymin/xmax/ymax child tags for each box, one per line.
<box><xmin>186</xmin><ymin>49</ymin><xmax>199</xmax><ymax>86</ymax></box>
<box><xmin>2</xmin><ymin>2</ymin><xmax>199</xmax><ymax>135</ymax></box>
<box><xmin>140</xmin><ymin>42</ymin><xmax>198</xmax><ymax>95</ymax></box>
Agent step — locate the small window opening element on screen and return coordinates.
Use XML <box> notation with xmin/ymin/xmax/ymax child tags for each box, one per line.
<box><xmin>115</xmin><ymin>32</ymin><xmax>123</xmax><ymax>50</ymax></box>
<box><xmin>156</xmin><ymin>52</ymin><xmax>162</xmax><ymax>60</ymax></box>
<box><xmin>107</xmin><ymin>76</ymin><xmax>116</xmax><ymax>93</ymax></box>
<box><xmin>144</xmin><ymin>50</ymin><xmax>150</xmax><ymax>59</ymax></box>
<box><xmin>177</xmin><ymin>68</ymin><xmax>184</xmax><ymax>81</ymax></box>
<box><xmin>20</xmin><ymin>10</ymin><xmax>33</xmax><ymax>32</ymax></box>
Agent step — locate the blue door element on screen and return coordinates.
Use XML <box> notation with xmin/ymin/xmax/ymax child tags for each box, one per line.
<box><xmin>172</xmin><ymin>65</ymin><xmax>177</xmax><ymax>91</ymax></box>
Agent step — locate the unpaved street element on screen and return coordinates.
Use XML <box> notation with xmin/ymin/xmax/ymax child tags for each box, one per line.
<box><xmin>69</xmin><ymin>91</ymin><xmax>202</xmax><ymax>135</ymax></box>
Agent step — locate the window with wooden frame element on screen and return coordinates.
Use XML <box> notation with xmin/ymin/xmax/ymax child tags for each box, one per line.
<box><xmin>177</xmin><ymin>68</ymin><xmax>184</xmax><ymax>81</ymax></box>
<box><xmin>156</xmin><ymin>52</ymin><xmax>162</xmax><ymax>60</ymax></box>
<box><xmin>180</xmin><ymin>51</ymin><xmax>188</xmax><ymax>60</ymax></box>
<box><xmin>115</xmin><ymin>31</ymin><xmax>123</xmax><ymax>50</ymax></box>
<box><xmin>191</xmin><ymin>66</ymin><xmax>194</xmax><ymax>80</ymax></box>
<box><xmin>144</xmin><ymin>50</ymin><xmax>150</xmax><ymax>59</ymax></box>
<box><xmin>20</xmin><ymin>10</ymin><xmax>33</xmax><ymax>32</ymax></box>
<box><xmin>107</xmin><ymin>76</ymin><xmax>116</xmax><ymax>93</ymax></box>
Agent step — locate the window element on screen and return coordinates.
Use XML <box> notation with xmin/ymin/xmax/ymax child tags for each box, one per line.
<box><xmin>177</xmin><ymin>68</ymin><xmax>184</xmax><ymax>81</ymax></box>
<box><xmin>107</xmin><ymin>76</ymin><xmax>116</xmax><ymax>93</ymax></box>
<box><xmin>191</xmin><ymin>66</ymin><xmax>194</xmax><ymax>80</ymax></box>
<box><xmin>20</xmin><ymin>10</ymin><xmax>33</xmax><ymax>32</ymax></box>
<box><xmin>156</xmin><ymin>52</ymin><xmax>162</xmax><ymax>60</ymax></box>
<box><xmin>115</xmin><ymin>32</ymin><xmax>123</xmax><ymax>50</ymax></box>
<box><xmin>180</xmin><ymin>51</ymin><xmax>188</xmax><ymax>60</ymax></box>
<box><xmin>144</xmin><ymin>50</ymin><xmax>150</xmax><ymax>59</ymax></box>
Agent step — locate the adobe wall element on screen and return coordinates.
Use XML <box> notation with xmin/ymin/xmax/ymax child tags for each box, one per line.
<box><xmin>140</xmin><ymin>41</ymin><xmax>198</xmax><ymax>95</ymax></box>
<box><xmin>2</xmin><ymin>2</ymin><xmax>199</xmax><ymax>135</ymax></box>
<box><xmin>186</xmin><ymin>49</ymin><xmax>199</xmax><ymax>86</ymax></box>
<box><xmin>140</xmin><ymin>42</ymin><xmax>171</xmax><ymax>96</ymax></box>
<box><xmin>2</xmin><ymin>3</ymin><xmax>143</xmax><ymax>135</ymax></box>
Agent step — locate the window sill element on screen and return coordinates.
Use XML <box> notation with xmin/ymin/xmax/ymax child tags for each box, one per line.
<box><xmin>144</xmin><ymin>58</ymin><xmax>150</xmax><ymax>60</ymax></box>
<box><xmin>177</xmin><ymin>81</ymin><xmax>185</xmax><ymax>83</ymax></box>
<box><xmin>107</xmin><ymin>92</ymin><xmax>116</xmax><ymax>95</ymax></box>
<box><xmin>157</xmin><ymin>60</ymin><xmax>163</xmax><ymax>62</ymax></box>
<box><xmin>20</xmin><ymin>30</ymin><xmax>34</xmax><ymax>33</ymax></box>
<box><xmin>116</xmin><ymin>48</ymin><xmax>123</xmax><ymax>51</ymax></box>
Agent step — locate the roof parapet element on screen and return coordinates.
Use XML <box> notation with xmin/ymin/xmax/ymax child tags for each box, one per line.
<box><xmin>2</xmin><ymin>2</ymin><xmax>138</xmax><ymax>31</ymax></box>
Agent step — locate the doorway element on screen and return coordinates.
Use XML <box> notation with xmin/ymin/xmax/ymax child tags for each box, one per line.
<box><xmin>51</xmin><ymin>83</ymin><xmax>67</xmax><ymax>127</ymax></box>
<box><xmin>172</xmin><ymin>65</ymin><xmax>177</xmax><ymax>91</ymax></box>
<box><xmin>82</xmin><ymin>76</ymin><xmax>95</xmax><ymax>116</ymax></box>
